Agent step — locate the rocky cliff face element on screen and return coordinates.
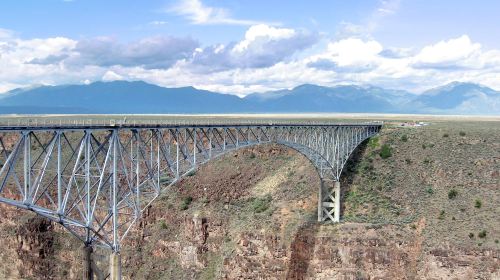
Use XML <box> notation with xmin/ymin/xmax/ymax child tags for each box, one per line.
<box><xmin>16</xmin><ymin>217</ymin><xmax>55</xmax><ymax>279</ymax></box>
<box><xmin>0</xmin><ymin>121</ymin><xmax>498</xmax><ymax>279</ymax></box>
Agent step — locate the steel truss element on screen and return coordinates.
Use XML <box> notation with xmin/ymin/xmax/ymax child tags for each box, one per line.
<box><xmin>0</xmin><ymin>123</ymin><xmax>381</xmax><ymax>252</ymax></box>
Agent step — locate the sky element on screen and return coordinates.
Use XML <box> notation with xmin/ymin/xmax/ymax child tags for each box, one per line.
<box><xmin>0</xmin><ymin>0</ymin><xmax>500</xmax><ymax>96</ymax></box>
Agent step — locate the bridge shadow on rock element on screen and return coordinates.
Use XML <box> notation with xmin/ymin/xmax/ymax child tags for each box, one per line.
<box><xmin>286</xmin><ymin>222</ymin><xmax>318</xmax><ymax>280</ymax></box>
<box><xmin>339</xmin><ymin>139</ymin><xmax>369</xmax><ymax>219</ymax></box>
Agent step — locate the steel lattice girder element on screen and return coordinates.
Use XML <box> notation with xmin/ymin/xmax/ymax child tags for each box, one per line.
<box><xmin>0</xmin><ymin>123</ymin><xmax>381</xmax><ymax>252</ymax></box>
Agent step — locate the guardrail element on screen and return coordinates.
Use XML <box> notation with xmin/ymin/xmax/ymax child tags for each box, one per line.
<box><xmin>0</xmin><ymin>117</ymin><xmax>383</xmax><ymax>128</ymax></box>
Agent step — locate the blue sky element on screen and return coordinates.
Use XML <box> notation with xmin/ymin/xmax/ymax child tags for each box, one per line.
<box><xmin>1</xmin><ymin>0</ymin><xmax>499</xmax><ymax>95</ymax></box>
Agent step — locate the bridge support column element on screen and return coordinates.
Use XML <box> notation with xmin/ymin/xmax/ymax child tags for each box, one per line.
<box><xmin>334</xmin><ymin>181</ymin><xmax>340</xmax><ymax>223</ymax></box>
<box><xmin>82</xmin><ymin>245</ymin><xmax>92</xmax><ymax>280</ymax></box>
<box><xmin>318</xmin><ymin>180</ymin><xmax>341</xmax><ymax>223</ymax></box>
<box><xmin>318</xmin><ymin>180</ymin><xmax>323</xmax><ymax>222</ymax></box>
<box><xmin>109</xmin><ymin>252</ymin><xmax>121</xmax><ymax>280</ymax></box>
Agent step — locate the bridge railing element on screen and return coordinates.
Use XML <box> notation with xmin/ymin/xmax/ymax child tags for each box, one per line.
<box><xmin>0</xmin><ymin>117</ymin><xmax>383</xmax><ymax>128</ymax></box>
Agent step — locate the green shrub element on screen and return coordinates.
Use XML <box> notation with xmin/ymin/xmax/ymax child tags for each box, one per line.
<box><xmin>425</xmin><ymin>187</ymin><xmax>434</xmax><ymax>194</ymax></box>
<box><xmin>475</xmin><ymin>199</ymin><xmax>482</xmax><ymax>208</ymax></box>
<box><xmin>248</xmin><ymin>152</ymin><xmax>256</xmax><ymax>159</ymax></box>
<box><xmin>405</xmin><ymin>158</ymin><xmax>411</xmax><ymax>164</ymax></box>
<box><xmin>423</xmin><ymin>158</ymin><xmax>431</xmax><ymax>164</ymax></box>
<box><xmin>251</xmin><ymin>195</ymin><xmax>272</xmax><ymax>213</ymax></box>
<box><xmin>495</xmin><ymin>239</ymin><xmax>499</xmax><ymax>244</ymax></box>
<box><xmin>478</xmin><ymin>230</ymin><xmax>487</xmax><ymax>238</ymax></box>
<box><xmin>187</xmin><ymin>169</ymin><xmax>197</xmax><ymax>176</ymax></box>
<box><xmin>448</xmin><ymin>189</ymin><xmax>458</xmax><ymax>199</ymax></box>
<box><xmin>180</xmin><ymin>196</ymin><xmax>193</xmax><ymax>210</ymax></box>
<box><xmin>160</xmin><ymin>220</ymin><xmax>168</xmax><ymax>229</ymax></box>
<box><xmin>438</xmin><ymin>210</ymin><xmax>445</xmax><ymax>220</ymax></box>
<box><xmin>368</xmin><ymin>136</ymin><xmax>380</xmax><ymax>149</ymax></box>
<box><xmin>421</xmin><ymin>144</ymin><xmax>426</xmax><ymax>149</ymax></box>
<box><xmin>469</xmin><ymin>233</ymin><xmax>474</xmax><ymax>239</ymax></box>
<box><xmin>401</xmin><ymin>135</ymin><xmax>408</xmax><ymax>142</ymax></box>
<box><xmin>379</xmin><ymin>144</ymin><xmax>392</xmax><ymax>159</ymax></box>
<box><xmin>443</xmin><ymin>133</ymin><xmax>449</xmax><ymax>138</ymax></box>
<box><xmin>459</xmin><ymin>131</ymin><xmax>466</xmax><ymax>136</ymax></box>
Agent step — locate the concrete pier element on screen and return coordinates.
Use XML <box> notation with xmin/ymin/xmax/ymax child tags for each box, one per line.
<box><xmin>109</xmin><ymin>252</ymin><xmax>122</xmax><ymax>280</ymax></box>
<box><xmin>82</xmin><ymin>245</ymin><xmax>92</xmax><ymax>280</ymax></box>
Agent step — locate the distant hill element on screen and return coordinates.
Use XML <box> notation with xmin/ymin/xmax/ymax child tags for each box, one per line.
<box><xmin>412</xmin><ymin>82</ymin><xmax>500</xmax><ymax>114</ymax></box>
<box><xmin>0</xmin><ymin>80</ymin><xmax>498</xmax><ymax>115</ymax></box>
<box><xmin>244</xmin><ymin>84</ymin><xmax>414</xmax><ymax>113</ymax></box>
<box><xmin>0</xmin><ymin>81</ymin><xmax>247</xmax><ymax>114</ymax></box>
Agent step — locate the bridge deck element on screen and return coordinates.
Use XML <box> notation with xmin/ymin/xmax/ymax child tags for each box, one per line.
<box><xmin>0</xmin><ymin>122</ymin><xmax>382</xmax><ymax>131</ymax></box>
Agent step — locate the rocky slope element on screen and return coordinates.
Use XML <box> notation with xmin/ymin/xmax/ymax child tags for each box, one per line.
<box><xmin>0</xmin><ymin>121</ymin><xmax>498</xmax><ymax>279</ymax></box>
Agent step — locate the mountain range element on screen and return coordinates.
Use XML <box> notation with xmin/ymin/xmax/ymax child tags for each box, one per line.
<box><xmin>0</xmin><ymin>81</ymin><xmax>498</xmax><ymax>115</ymax></box>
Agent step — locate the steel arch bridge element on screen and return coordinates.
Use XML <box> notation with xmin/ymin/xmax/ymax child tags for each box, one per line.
<box><xmin>0</xmin><ymin>122</ymin><xmax>381</xmax><ymax>258</ymax></box>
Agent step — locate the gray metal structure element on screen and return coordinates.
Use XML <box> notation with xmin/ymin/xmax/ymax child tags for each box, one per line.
<box><xmin>0</xmin><ymin>122</ymin><xmax>381</xmax><ymax>255</ymax></box>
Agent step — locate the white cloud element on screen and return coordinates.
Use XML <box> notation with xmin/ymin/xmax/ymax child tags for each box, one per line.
<box><xmin>149</xmin><ymin>21</ymin><xmax>167</xmax><ymax>26</ymax></box>
<box><xmin>326</xmin><ymin>38</ymin><xmax>383</xmax><ymax>66</ymax></box>
<box><xmin>0</xmin><ymin>28</ymin><xmax>13</xmax><ymax>39</ymax></box>
<box><xmin>337</xmin><ymin>0</ymin><xmax>400</xmax><ymax>39</ymax></box>
<box><xmin>304</xmin><ymin>35</ymin><xmax>500</xmax><ymax>93</ymax></box>
<box><xmin>191</xmin><ymin>24</ymin><xmax>319</xmax><ymax>70</ymax></box>
<box><xmin>307</xmin><ymin>38</ymin><xmax>383</xmax><ymax>72</ymax></box>
<box><xmin>232</xmin><ymin>25</ymin><xmax>297</xmax><ymax>53</ymax></box>
<box><xmin>0</xmin><ymin>35</ymin><xmax>85</xmax><ymax>92</ymax></box>
<box><xmin>102</xmin><ymin>70</ymin><xmax>124</xmax><ymax>81</ymax></box>
<box><xmin>169</xmin><ymin>0</ymin><xmax>266</xmax><ymax>26</ymax></box>
<box><xmin>1</xmin><ymin>27</ymin><xmax>500</xmax><ymax>97</ymax></box>
<box><xmin>412</xmin><ymin>35</ymin><xmax>482</xmax><ymax>69</ymax></box>
<box><xmin>70</xmin><ymin>36</ymin><xmax>198</xmax><ymax>69</ymax></box>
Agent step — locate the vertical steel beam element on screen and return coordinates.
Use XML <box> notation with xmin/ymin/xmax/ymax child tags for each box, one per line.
<box><xmin>193</xmin><ymin>128</ymin><xmax>197</xmax><ymax>166</ymax></box>
<box><xmin>135</xmin><ymin>131</ymin><xmax>140</xmax><ymax>215</ymax></box>
<box><xmin>23</xmin><ymin>132</ymin><xmax>30</xmax><ymax>203</ymax></box>
<box><xmin>223</xmin><ymin>128</ymin><xmax>226</xmax><ymax>151</ymax></box>
<box><xmin>112</xmin><ymin>131</ymin><xmax>118</xmax><ymax>252</ymax></box>
<box><xmin>176</xmin><ymin>130</ymin><xmax>180</xmax><ymax>178</ymax></box>
<box><xmin>85</xmin><ymin>131</ymin><xmax>91</xmax><ymax>243</ymax></box>
<box><xmin>208</xmin><ymin>128</ymin><xmax>212</xmax><ymax>158</ymax></box>
<box><xmin>57</xmin><ymin>131</ymin><xmax>62</xmax><ymax>214</ymax></box>
<box><xmin>156</xmin><ymin>130</ymin><xmax>160</xmax><ymax>192</ymax></box>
